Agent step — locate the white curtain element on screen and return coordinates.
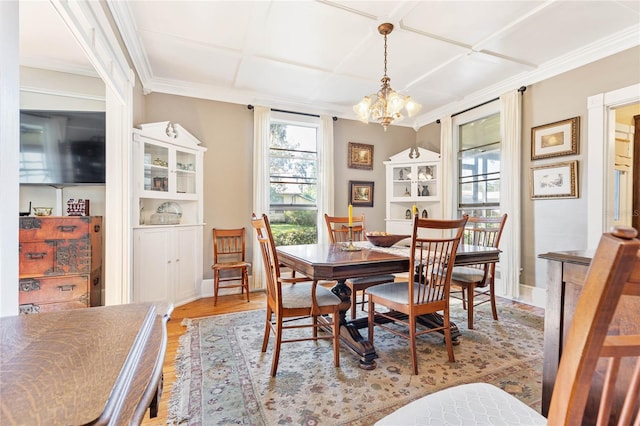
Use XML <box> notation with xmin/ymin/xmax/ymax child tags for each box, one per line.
<box><xmin>252</xmin><ymin>106</ymin><xmax>271</xmax><ymax>290</ymax></box>
<box><xmin>439</xmin><ymin>116</ymin><xmax>454</xmax><ymax>218</ymax></box>
<box><xmin>317</xmin><ymin>115</ymin><xmax>334</xmax><ymax>245</ymax></box>
<box><xmin>499</xmin><ymin>90</ymin><xmax>522</xmax><ymax>298</ymax></box>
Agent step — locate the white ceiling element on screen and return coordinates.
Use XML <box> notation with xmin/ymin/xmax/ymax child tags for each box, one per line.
<box><xmin>19</xmin><ymin>1</ymin><xmax>640</xmax><ymax>129</ymax></box>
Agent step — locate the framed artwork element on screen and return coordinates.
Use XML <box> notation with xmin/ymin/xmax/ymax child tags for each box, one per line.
<box><xmin>348</xmin><ymin>142</ymin><xmax>374</xmax><ymax>170</ymax></box>
<box><xmin>530</xmin><ymin>160</ymin><xmax>578</xmax><ymax>199</ymax></box>
<box><xmin>349</xmin><ymin>180</ymin><xmax>374</xmax><ymax>207</ymax></box>
<box><xmin>531</xmin><ymin>116</ymin><xmax>579</xmax><ymax>160</ymax></box>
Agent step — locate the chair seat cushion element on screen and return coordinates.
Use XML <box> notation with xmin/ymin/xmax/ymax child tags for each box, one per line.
<box><xmin>367</xmin><ymin>281</ymin><xmax>426</xmax><ymax>304</ymax></box>
<box><xmin>346</xmin><ymin>275</ymin><xmax>395</xmax><ymax>286</ymax></box>
<box><xmin>281</xmin><ymin>282</ymin><xmax>341</xmax><ymax>309</ymax></box>
<box><xmin>450</xmin><ymin>266</ymin><xmax>485</xmax><ymax>283</ymax></box>
<box><xmin>374</xmin><ymin>383</ymin><xmax>547</xmax><ymax>426</ymax></box>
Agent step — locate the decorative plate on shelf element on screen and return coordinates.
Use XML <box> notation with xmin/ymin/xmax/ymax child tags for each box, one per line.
<box><xmin>366</xmin><ymin>232</ymin><xmax>410</xmax><ymax>247</ymax></box>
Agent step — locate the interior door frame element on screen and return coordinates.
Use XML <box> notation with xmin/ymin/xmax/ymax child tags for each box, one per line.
<box><xmin>51</xmin><ymin>1</ymin><xmax>134</xmax><ymax>305</ymax></box>
<box><xmin>587</xmin><ymin>83</ymin><xmax>640</xmax><ymax>248</ymax></box>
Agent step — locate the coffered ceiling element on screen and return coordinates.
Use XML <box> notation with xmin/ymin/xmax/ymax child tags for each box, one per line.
<box><xmin>19</xmin><ymin>1</ymin><xmax>640</xmax><ymax>129</ymax></box>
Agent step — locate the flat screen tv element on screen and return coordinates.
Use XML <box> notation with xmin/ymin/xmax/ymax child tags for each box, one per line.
<box><xmin>19</xmin><ymin>110</ymin><xmax>106</xmax><ymax>185</ymax></box>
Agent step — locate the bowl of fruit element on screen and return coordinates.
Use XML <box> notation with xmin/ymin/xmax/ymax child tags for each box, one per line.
<box><xmin>365</xmin><ymin>232</ymin><xmax>410</xmax><ymax>247</ymax></box>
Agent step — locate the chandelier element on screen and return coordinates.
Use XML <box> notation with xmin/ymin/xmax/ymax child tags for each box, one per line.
<box><xmin>353</xmin><ymin>23</ymin><xmax>422</xmax><ymax>131</ymax></box>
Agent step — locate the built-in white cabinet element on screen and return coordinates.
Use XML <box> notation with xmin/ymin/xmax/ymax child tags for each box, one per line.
<box><xmin>132</xmin><ymin>122</ymin><xmax>206</xmax><ymax>306</ymax></box>
<box><xmin>133</xmin><ymin>226</ymin><xmax>202</xmax><ymax>306</ymax></box>
<box><xmin>384</xmin><ymin>147</ymin><xmax>441</xmax><ymax>235</ymax></box>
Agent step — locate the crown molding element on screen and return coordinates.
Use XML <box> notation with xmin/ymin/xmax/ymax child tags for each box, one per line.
<box><xmin>415</xmin><ymin>24</ymin><xmax>640</xmax><ymax>126</ymax></box>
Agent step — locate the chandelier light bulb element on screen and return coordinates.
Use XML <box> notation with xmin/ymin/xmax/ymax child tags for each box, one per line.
<box><xmin>352</xmin><ymin>23</ymin><xmax>422</xmax><ymax>131</ymax></box>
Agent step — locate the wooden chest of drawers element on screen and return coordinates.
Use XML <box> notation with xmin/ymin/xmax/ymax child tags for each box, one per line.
<box><xmin>19</xmin><ymin>216</ymin><xmax>103</xmax><ymax>314</ymax></box>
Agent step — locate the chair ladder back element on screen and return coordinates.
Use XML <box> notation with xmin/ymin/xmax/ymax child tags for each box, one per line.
<box><xmin>410</xmin><ymin>217</ymin><xmax>467</xmax><ymax>305</ymax></box>
<box><xmin>547</xmin><ymin>226</ymin><xmax>640</xmax><ymax>426</ymax></box>
<box><xmin>213</xmin><ymin>228</ymin><xmax>246</xmax><ymax>262</ymax></box>
<box><xmin>463</xmin><ymin>214</ymin><xmax>507</xmax><ymax>249</ymax></box>
<box><xmin>250</xmin><ymin>216</ymin><xmax>282</xmax><ymax>307</ymax></box>
<box><xmin>324</xmin><ymin>213</ymin><xmax>366</xmax><ymax>243</ymax></box>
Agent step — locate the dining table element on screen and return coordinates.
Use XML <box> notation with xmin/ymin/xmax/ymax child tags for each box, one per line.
<box><xmin>276</xmin><ymin>241</ymin><xmax>501</xmax><ymax>369</ymax></box>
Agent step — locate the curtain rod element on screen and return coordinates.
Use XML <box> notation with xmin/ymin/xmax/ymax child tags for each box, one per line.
<box><xmin>247</xmin><ymin>105</ymin><xmax>337</xmax><ymax>121</ymax></box>
<box><xmin>437</xmin><ymin>86</ymin><xmax>527</xmax><ymax>123</ymax></box>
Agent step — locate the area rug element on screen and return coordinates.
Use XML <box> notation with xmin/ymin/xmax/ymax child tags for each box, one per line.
<box><xmin>168</xmin><ymin>301</ymin><xmax>543</xmax><ymax>425</ymax></box>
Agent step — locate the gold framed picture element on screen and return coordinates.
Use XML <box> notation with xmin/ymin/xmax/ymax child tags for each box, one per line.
<box><xmin>348</xmin><ymin>142</ymin><xmax>374</xmax><ymax>170</ymax></box>
<box><xmin>531</xmin><ymin>116</ymin><xmax>579</xmax><ymax>160</ymax></box>
<box><xmin>349</xmin><ymin>180</ymin><xmax>374</xmax><ymax>207</ymax></box>
<box><xmin>530</xmin><ymin>160</ymin><xmax>578</xmax><ymax>199</ymax></box>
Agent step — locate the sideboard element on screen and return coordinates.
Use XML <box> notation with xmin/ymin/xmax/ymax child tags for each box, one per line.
<box><xmin>539</xmin><ymin>250</ymin><xmax>640</xmax><ymax>423</ymax></box>
<box><xmin>0</xmin><ymin>302</ymin><xmax>172</xmax><ymax>425</ymax></box>
<box><xmin>18</xmin><ymin>216</ymin><xmax>103</xmax><ymax>313</ymax></box>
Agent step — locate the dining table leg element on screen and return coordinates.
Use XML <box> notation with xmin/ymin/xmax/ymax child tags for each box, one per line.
<box><xmin>329</xmin><ymin>280</ymin><xmax>379</xmax><ymax>370</ymax></box>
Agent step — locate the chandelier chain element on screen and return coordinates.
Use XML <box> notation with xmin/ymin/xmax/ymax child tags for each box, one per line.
<box><xmin>383</xmin><ymin>33</ymin><xmax>388</xmax><ymax>78</ymax></box>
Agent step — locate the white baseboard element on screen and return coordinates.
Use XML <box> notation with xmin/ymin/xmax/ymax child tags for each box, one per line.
<box><xmin>513</xmin><ymin>284</ymin><xmax>546</xmax><ymax>308</ymax></box>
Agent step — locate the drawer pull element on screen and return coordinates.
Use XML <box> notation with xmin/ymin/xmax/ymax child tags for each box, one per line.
<box><xmin>57</xmin><ymin>225</ymin><xmax>77</xmax><ymax>233</ymax></box>
<box><xmin>57</xmin><ymin>285</ymin><xmax>77</xmax><ymax>292</ymax></box>
<box><xmin>26</xmin><ymin>252</ymin><xmax>47</xmax><ymax>260</ymax></box>
<box><xmin>19</xmin><ymin>304</ymin><xmax>41</xmax><ymax>315</ymax></box>
<box><xmin>19</xmin><ymin>279</ymin><xmax>41</xmax><ymax>292</ymax></box>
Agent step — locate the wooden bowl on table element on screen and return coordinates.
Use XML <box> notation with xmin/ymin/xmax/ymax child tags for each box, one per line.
<box><xmin>366</xmin><ymin>232</ymin><xmax>410</xmax><ymax>247</ymax></box>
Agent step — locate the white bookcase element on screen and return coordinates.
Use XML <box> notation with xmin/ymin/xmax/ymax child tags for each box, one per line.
<box><xmin>131</xmin><ymin>122</ymin><xmax>207</xmax><ymax>307</ymax></box>
<box><xmin>384</xmin><ymin>147</ymin><xmax>441</xmax><ymax>235</ymax></box>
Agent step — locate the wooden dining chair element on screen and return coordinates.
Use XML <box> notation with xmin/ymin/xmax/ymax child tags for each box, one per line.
<box><xmin>367</xmin><ymin>215</ymin><xmax>468</xmax><ymax>375</ymax></box>
<box><xmin>375</xmin><ymin>226</ymin><xmax>640</xmax><ymax>425</ymax></box>
<box><xmin>449</xmin><ymin>213</ymin><xmax>507</xmax><ymax>329</ymax></box>
<box><xmin>211</xmin><ymin>228</ymin><xmax>250</xmax><ymax>306</ymax></box>
<box><xmin>324</xmin><ymin>213</ymin><xmax>395</xmax><ymax>319</ymax></box>
<box><xmin>251</xmin><ymin>213</ymin><xmax>342</xmax><ymax>377</ymax></box>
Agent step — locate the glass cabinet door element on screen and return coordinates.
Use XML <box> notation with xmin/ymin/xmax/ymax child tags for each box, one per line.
<box><xmin>416</xmin><ymin>165</ymin><xmax>437</xmax><ymax>199</ymax></box>
<box><xmin>175</xmin><ymin>149</ymin><xmax>197</xmax><ymax>194</ymax></box>
<box><xmin>144</xmin><ymin>142</ymin><xmax>169</xmax><ymax>192</ymax></box>
<box><xmin>392</xmin><ymin>166</ymin><xmax>413</xmax><ymax>198</ymax></box>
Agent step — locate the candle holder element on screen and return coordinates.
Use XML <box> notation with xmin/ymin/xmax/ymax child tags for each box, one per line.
<box><xmin>341</xmin><ymin>226</ymin><xmax>362</xmax><ymax>251</ymax></box>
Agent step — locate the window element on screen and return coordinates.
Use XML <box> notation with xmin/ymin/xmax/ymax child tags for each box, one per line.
<box><xmin>268</xmin><ymin>120</ymin><xmax>318</xmax><ymax>245</ymax></box>
<box><xmin>457</xmin><ymin>112</ymin><xmax>501</xmax><ymax>218</ymax></box>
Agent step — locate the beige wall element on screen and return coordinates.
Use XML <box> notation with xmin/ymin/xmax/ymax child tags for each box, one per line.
<box><xmin>142</xmin><ymin>94</ymin><xmax>253</xmax><ymax>280</ymax></box>
<box><xmin>333</xmin><ymin>118</ymin><xmax>416</xmax><ymax>231</ymax></box>
<box><xmin>138</xmin><ymin>46</ymin><xmax>639</xmax><ymax>296</ymax></box>
<box><xmin>521</xmin><ymin>45</ymin><xmax>640</xmax><ymax>291</ymax></box>
<box><xmin>141</xmin><ymin>94</ymin><xmax>417</xmax><ymax>279</ymax></box>
<box><xmin>415</xmin><ymin>121</ymin><xmax>441</xmax><ymax>154</ymax></box>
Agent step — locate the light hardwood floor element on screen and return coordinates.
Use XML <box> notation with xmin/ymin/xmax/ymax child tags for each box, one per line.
<box><xmin>141</xmin><ymin>292</ymin><xmax>267</xmax><ymax>426</ymax></box>
<box><xmin>140</xmin><ymin>292</ymin><xmax>542</xmax><ymax>425</ymax></box>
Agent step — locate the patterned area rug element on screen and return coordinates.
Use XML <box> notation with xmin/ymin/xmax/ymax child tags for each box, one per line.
<box><xmin>168</xmin><ymin>300</ymin><xmax>543</xmax><ymax>425</ymax></box>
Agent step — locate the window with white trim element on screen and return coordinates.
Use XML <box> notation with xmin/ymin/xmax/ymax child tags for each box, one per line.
<box><xmin>457</xmin><ymin>112</ymin><xmax>501</xmax><ymax>218</ymax></box>
<box><xmin>268</xmin><ymin>119</ymin><xmax>318</xmax><ymax>245</ymax></box>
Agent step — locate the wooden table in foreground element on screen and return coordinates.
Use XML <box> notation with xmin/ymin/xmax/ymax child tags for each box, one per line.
<box><xmin>277</xmin><ymin>242</ymin><xmax>500</xmax><ymax>369</ymax></box>
<box><xmin>0</xmin><ymin>302</ymin><xmax>172</xmax><ymax>425</ymax></box>
<box><xmin>539</xmin><ymin>250</ymin><xmax>640</xmax><ymax>422</ymax></box>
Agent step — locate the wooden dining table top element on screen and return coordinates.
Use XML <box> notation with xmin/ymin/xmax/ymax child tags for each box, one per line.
<box><xmin>276</xmin><ymin>242</ymin><xmax>500</xmax><ymax>281</ymax></box>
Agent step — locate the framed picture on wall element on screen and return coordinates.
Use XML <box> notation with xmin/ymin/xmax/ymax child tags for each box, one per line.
<box><xmin>349</xmin><ymin>180</ymin><xmax>374</xmax><ymax>207</ymax></box>
<box><xmin>348</xmin><ymin>142</ymin><xmax>374</xmax><ymax>170</ymax></box>
<box><xmin>531</xmin><ymin>116</ymin><xmax>580</xmax><ymax>160</ymax></box>
<box><xmin>530</xmin><ymin>160</ymin><xmax>578</xmax><ymax>199</ymax></box>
